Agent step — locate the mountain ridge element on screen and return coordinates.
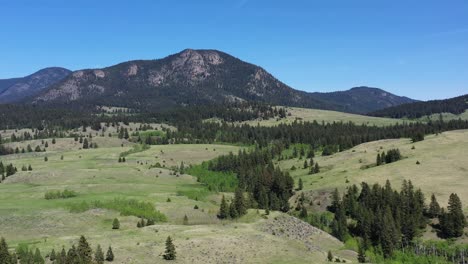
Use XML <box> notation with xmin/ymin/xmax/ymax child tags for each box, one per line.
<box><xmin>0</xmin><ymin>67</ymin><xmax>71</xmax><ymax>103</ymax></box>
<box><xmin>5</xmin><ymin>49</ymin><xmax>415</xmax><ymax>113</ymax></box>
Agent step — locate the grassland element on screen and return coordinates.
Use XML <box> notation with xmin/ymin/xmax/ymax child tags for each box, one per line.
<box><xmin>415</xmin><ymin>110</ymin><xmax>468</xmax><ymax>122</ymax></box>
<box><xmin>0</xmin><ymin>138</ymin><xmax>351</xmax><ymax>263</ymax></box>
<box><xmin>238</xmin><ymin>107</ymin><xmax>410</xmax><ymax>127</ymax></box>
<box><xmin>280</xmin><ymin>129</ymin><xmax>468</xmax><ymax>211</ymax></box>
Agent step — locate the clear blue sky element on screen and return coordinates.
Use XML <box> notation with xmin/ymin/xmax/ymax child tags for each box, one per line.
<box><xmin>1</xmin><ymin>0</ymin><xmax>467</xmax><ymax>100</ymax></box>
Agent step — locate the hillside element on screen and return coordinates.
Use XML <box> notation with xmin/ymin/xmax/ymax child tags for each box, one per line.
<box><xmin>311</xmin><ymin>86</ymin><xmax>416</xmax><ymax>114</ymax></box>
<box><xmin>0</xmin><ymin>137</ymin><xmax>352</xmax><ymax>263</ymax></box>
<box><xmin>370</xmin><ymin>94</ymin><xmax>468</xmax><ymax>118</ymax></box>
<box><xmin>234</xmin><ymin>106</ymin><xmax>412</xmax><ymax>127</ymax></box>
<box><xmin>0</xmin><ymin>67</ymin><xmax>71</xmax><ymax>103</ymax></box>
<box><xmin>29</xmin><ymin>49</ymin><xmax>413</xmax><ymax>113</ymax></box>
<box><xmin>280</xmin><ymin>129</ymin><xmax>468</xmax><ymax>209</ymax></box>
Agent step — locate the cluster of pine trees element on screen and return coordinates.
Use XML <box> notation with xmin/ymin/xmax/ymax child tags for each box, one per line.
<box><xmin>328</xmin><ymin>180</ymin><xmax>466</xmax><ymax>258</ymax></box>
<box><xmin>217</xmin><ymin>189</ymin><xmax>247</xmax><ymax>219</ymax></box>
<box><xmin>0</xmin><ymin>236</ymin><xmax>114</xmax><ymax>264</ymax></box>
<box><xmin>208</xmin><ymin>147</ymin><xmax>294</xmax><ymax>212</ymax></box>
<box><xmin>0</xmin><ymin>162</ymin><xmax>16</xmax><ymax>182</ymax></box>
<box><xmin>376</xmin><ymin>148</ymin><xmax>401</xmax><ymax>166</ymax></box>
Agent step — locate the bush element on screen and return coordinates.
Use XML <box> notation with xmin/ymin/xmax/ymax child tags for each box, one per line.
<box><xmin>45</xmin><ymin>189</ymin><xmax>77</xmax><ymax>200</ymax></box>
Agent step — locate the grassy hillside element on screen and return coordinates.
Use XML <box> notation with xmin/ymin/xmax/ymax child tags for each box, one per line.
<box><xmin>238</xmin><ymin>107</ymin><xmax>409</xmax><ymax>127</ymax></box>
<box><xmin>280</xmin><ymin>129</ymin><xmax>468</xmax><ymax>210</ymax></box>
<box><xmin>415</xmin><ymin>110</ymin><xmax>468</xmax><ymax>122</ymax></box>
<box><xmin>0</xmin><ymin>140</ymin><xmax>352</xmax><ymax>263</ymax></box>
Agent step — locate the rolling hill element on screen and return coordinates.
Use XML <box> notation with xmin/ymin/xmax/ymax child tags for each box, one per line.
<box><xmin>370</xmin><ymin>94</ymin><xmax>468</xmax><ymax>118</ymax></box>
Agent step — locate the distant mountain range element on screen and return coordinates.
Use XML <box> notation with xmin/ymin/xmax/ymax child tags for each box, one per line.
<box><xmin>0</xmin><ymin>67</ymin><xmax>71</xmax><ymax>103</ymax></box>
<box><xmin>1</xmin><ymin>49</ymin><xmax>417</xmax><ymax>113</ymax></box>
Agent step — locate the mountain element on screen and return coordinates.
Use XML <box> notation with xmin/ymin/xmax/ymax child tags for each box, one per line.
<box><xmin>29</xmin><ymin>49</ymin><xmax>414</xmax><ymax>113</ymax></box>
<box><xmin>0</xmin><ymin>67</ymin><xmax>71</xmax><ymax>103</ymax></box>
<box><xmin>370</xmin><ymin>94</ymin><xmax>468</xmax><ymax>118</ymax></box>
<box><xmin>311</xmin><ymin>86</ymin><xmax>417</xmax><ymax>114</ymax></box>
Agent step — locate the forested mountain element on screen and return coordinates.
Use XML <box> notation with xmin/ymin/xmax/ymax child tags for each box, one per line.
<box><xmin>28</xmin><ymin>49</ymin><xmax>413</xmax><ymax>113</ymax></box>
<box><xmin>0</xmin><ymin>67</ymin><xmax>71</xmax><ymax>103</ymax></box>
<box><xmin>312</xmin><ymin>86</ymin><xmax>417</xmax><ymax>114</ymax></box>
<box><xmin>370</xmin><ymin>94</ymin><xmax>468</xmax><ymax>118</ymax></box>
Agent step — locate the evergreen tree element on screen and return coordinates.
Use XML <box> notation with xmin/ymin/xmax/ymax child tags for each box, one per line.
<box><xmin>77</xmin><ymin>235</ymin><xmax>93</xmax><ymax>263</ymax></box>
<box><xmin>0</xmin><ymin>237</ymin><xmax>12</xmax><ymax>264</ymax></box>
<box><xmin>94</xmin><ymin>245</ymin><xmax>104</xmax><ymax>264</ymax></box>
<box><xmin>441</xmin><ymin>193</ymin><xmax>466</xmax><ymax>238</ymax></box>
<box><xmin>44</xmin><ymin>156</ymin><xmax>48</xmax><ymax>162</ymax></box>
<box><xmin>33</xmin><ymin>248</ymin><xmax>44</xmax><ymax>264</ymax></box>
<box><xmin>163</xmin><ymin>236</ymin><xmax>176</xmax><ymax>260</ymax></box>
<box><xmin>313</xmin><ymin>163</ymin><xmax>320</xmax><ymax>173</ymax></box>
<box><xmin>428</xmin><ymin>193</ymin><xmax>441</xmax><ymax>218</ymax></box>
<box><xmin>357</xmin><ymin>243</ymin><xmax>366</xmax><ymax>263</ymax></box>
<box><xmin>105</xmin><ymin>246</ymin><xmax>114</xmax><ymax>261</ymax></box>
<box><xmin>303</xmin><ymin>160</ymin><xmax>308</xmax><ymax>169</ymax></box>
<box><xmin>299</xmin><ymin>206</ymin><xmax>308</xmax><ymax>218</ymax></box>
<box><xmin>327</xmin><ymin>250</ymin><xmax>333</xmax><ymax>262</ymax></box>
<box><xmin>298</xmin><ymin>178</ymin><xmax>303</xmax><ymax>190</ymax></box>
<box><xmin>112</xmin><ymin>218</ymin><xmax>120</xmax><ymax>229</ymax></box>
<box><xmin>82</xmin><ymin>138</ymin><xmax>89</xmax><ymax>149</ymax></box>
<box><xmin>229</xmin><ymin>202</ymin><xmax>238</xmax><ymax>219</ymax></box>
<box><xmin>217</xmin><ymin>195</ymin><xmax>229</xmax><ymax>219</ymax></box>
<box><xmin>331</xmin><ymin>205</ymin><xmax>348</xmax><ymax>241</ymax></box>
<box><xmin>234</xmin><ymin>188</ymin><xmax>247</xmax><ymax>216</ymax></box>
<box><xmin>183</xmin><ymin>215</ymin><xmax>189</xmax><ymax>225</ymax></box>
<box><xmin>66</xmin><ymin>245</ymin><xmax>79</xmax><ymax>264</ymax></box>
<box><xmin>49</xmin><ymin>249</ymin><xmax>56</xmax><ymax>262</ymax></box>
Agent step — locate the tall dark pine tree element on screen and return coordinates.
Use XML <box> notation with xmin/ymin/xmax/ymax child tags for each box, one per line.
<box><xmin>217</xmin><ymin>195</ymin><xmax>229</xmax><ymax>219</ymax></box>
<box><xmin>440</xmin><ymin>193</ymin><xmax>466</xmax><ymax>238</ymax></box>
<box><xmin>234</xmin><ymin>188</ymin><xmax>247</xmax><ymax>216</ymax></box>
<box><xmin>163</xmin><ymin>236</ymin><xmax>176</xmax><ymax>260</ymax></box>
<box><xmin>0</xmin><ymin>237</ymin><xmax>12</xmax><ymax>264</ymax></box>
<box><xmin>77</xmin><ymin>235</ymin><xmax>93</xmax><ymax>263</ymax></box>
<box><xmin>105</xmin><ymin>246</ymin><xmax>114</xmax><ymax>262</ymax></box>
<box><xmin>428</xmin><ymin>194</ymin><xmax>441</xmax><ymax>218</ymax></box>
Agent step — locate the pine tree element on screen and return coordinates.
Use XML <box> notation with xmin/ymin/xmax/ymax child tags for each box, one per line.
<box><xmin>357</xmin><ymin>243</ymin><xmax>366</xmax><ymax>263</ymax></box>
<box><xmin>234</xmin><ymin>188</ymin><xmax>247</xmax><ymax>216</ymax></box>
<box><xmin>428</xmin><ymin>193</ymin><xmax>441</xmax><ymax>218</ymax></box>
<box><xmin>183</xmin><ymin>215</ymin><xmax>189</xmax><ymax>225</ymax></box>
<box><xmin>331</xmin><ymin>205</ymin><xmax>348</xmax><ymax>241</ymax></box>
<box><xmin>28</xmin><ymin>165</ymin><xmax>32</xmax><ymax>171</ymax></box>
<box><xmin>218</xmin><ymin>195</ymin><xmax>229</xmax><ymax>219</ymax></box>
<box><xmin>105</xmin><ymin>246</ymin><xmax>114</xmax><ymax>261</ymax></box>
<box><xmin>303</xmin><ymin>160</ymin><xmax>308</xmax><ymax>169</ymax></box>
<box><xmin>229</xmin><ymin>202</ymin><xmax>239</xmax><ymax>219</ymax></box>
<box><xmin>49</xmin><ymin>249</ymin><xmax>56</xmax><ymax>261</ymax></box>
<box><xmin>66</xmin><ymin>245</ymin><xmax>79</xmax><ymax>264</ymax></box>
<box><xmin>441</xmin><ymin>193</ymin><xmax>466</xmax><ymax>237</ymax></box>
<box><xmin>112</xmin><ymin>218</ymin><xmax>120</xmax><ymax>229</ymax></box>
<box><xmin>44</xmin><ymin>156</ymin><xmax>48</xmax><ymax>162</ymax></box>
<box><xmin>82</xmin><ymin>138</ymin><xmax>89</xmax><ymax>149</ymax></box>
<box><xmin>298</xmin><ymin>178</ymin><xmax>303</xmax><ymax>190</ymax></box>
<box><xmin>299</xmin><ymin>206</ymin><xmax>308</xmax><ymax>218</ymax></box>
<box><xmin>313</xmin><ymin>163</ymin><xmax>320</xmax><ymax>173</ymax></box>
<box><xmin>77</xmin><ymin>235</ymin><xmax>93</xmax><ymax>263</ymax></box>
<box><xmin>327</xmin><ymin>250</ymin><xmax>333</xmax><ymax>262</ymax></box>
<box><xmin>94</xmin><ymin>245</ymin><xmax>104</xmax><ymax>264</ymax></box>
<box><xmin>33</xmin><ymin>248</ymin><xmax>44</xmax><ymax>264</ymax></box>
<box><xmin>163</xmin><ymin>236</ymin><xmax>176</xmax><ymax>260</ymax></box>
<box><xmin>0</xmin><ymin>237</ymin><xmax>11</xmax><ymax>264</ymax></box>
<box><xmin>376</xmin><ymin>153</ymin><xmax>382</xmax><ymax>166</ymax></box>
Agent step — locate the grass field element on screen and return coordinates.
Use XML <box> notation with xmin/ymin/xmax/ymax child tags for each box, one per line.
<box><xmin>415</xmin><ymin>110</ymin><xmax>468</xmax><ymax>122</ymax></box>
<box><xmin>235</xmin><ymin>107</ymin><xmax>410</xmax><ymax>127</ymax></box>
<box><xmin>0</xmin><ymin>139</ymin><xmax>351</xmax><ymax>263</ymax></box>
<box><xmin>280</xmin><ymin>129</ymin><xmax>468</xmax><ymax>211</ymax></box>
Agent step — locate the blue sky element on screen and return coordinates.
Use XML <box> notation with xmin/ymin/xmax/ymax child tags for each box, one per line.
<box><xmin>1</xmin><ymin>0</ymin><xmax>467</xmax><ymax>100</ymax></box>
